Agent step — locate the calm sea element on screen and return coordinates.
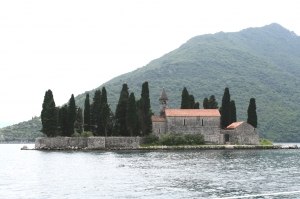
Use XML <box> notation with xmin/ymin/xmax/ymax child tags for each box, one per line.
<box><xmin>1</xmin><ymin>144</ymin><xmax>300</xmax><ymax>199</ymax></box>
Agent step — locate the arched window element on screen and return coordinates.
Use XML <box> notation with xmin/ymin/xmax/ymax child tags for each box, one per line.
<box><xmin>202</xmin><ymin>119</ymin><xmax>204</xmax><ymax>126</ymax></box>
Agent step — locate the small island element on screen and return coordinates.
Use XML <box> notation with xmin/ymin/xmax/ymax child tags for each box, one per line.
<box><xmin>33</xmin><ymin>83</ymin><xmax>295</xmax><ymax>151</ymax></box>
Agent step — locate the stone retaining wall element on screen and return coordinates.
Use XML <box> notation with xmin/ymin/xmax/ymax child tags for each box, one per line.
<box><xmin>35</xmin><ymin>137</ymin><xmax>142</xmax><ymax>150</ymax></box>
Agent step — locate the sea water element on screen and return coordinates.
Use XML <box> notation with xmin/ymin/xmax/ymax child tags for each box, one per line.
<box><xmin>1</xmin><ymin>144</ymin><xmax>300</xmax><ymax>199</ymax></box>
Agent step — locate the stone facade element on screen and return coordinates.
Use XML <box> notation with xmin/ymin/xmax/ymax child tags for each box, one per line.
<box><xmin>152</xmin><ymin>88</ymin><xmax>259</xmax><ymax>145</ymax></box>
<box><xmin>166</xmin><ymin>116</ymin><xmax>220</xmax><ymax>144</ymax></box>
<box><xmin>221</xmin><ymin>122</ymin><xmax>259</xmax><ymax>145</ymax></box>
<box><xmin>35</xmin><ymin>137</ymin><xmax>142</xmax><ymax>150</ymax></box>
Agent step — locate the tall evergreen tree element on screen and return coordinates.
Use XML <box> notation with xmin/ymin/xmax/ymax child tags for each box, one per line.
<box><xmin>247</xmin><ymin>98</ymin><xmax>257</xmax><ymax>128</ymax></box>
<box><xmin>83</xmin><ymin>94</ymin><xmax>91</xmax><ymax>132</ymax></box>
<box><xmin>41</xmin><ymin>90</ymin><xmax>58</xmax><ymax>137</ymax></box>
<box><xmin>203</xmin><ymin>97</ymin><xmax>209</xmax><ymax>109</ymax></box>
<box><xmin>138</xmin><ymin>81</ymin><xmax>152</xmax><ymax>136</ymax></box>
<box><xmin>126</xmin><ymin>92</ymin><xmax>137</xmax><ymax>136</ymax></box>
<box><xmin>74</xmin><ymin>107</ymin><xmax>83</xmax><ymax>134</ymax></box>
<box><xmin>189</xmin><ymin>95</ymin><xmax>195</xmax><ymax>109</ymax></box>
<box><xmin>221</xmin><ymin>87</ymin><xmax>231</xmax><ymax>128</ymax></box>
<box><xmin>58</xmin><ymin>105</ymin><xmax>68</xmax><ymax>136</ymax></box>
<box><xmin>101</xmin><ymin>87</ymin><xmax>107</xmax><ymax>105</ymax></box>
<box><xmin>115</xmin><ymin>84</ymin><xmax>129</xmax><ymax>136</ymax></box>
<box><xmin>230</xmin><ymin>100</ymin><xmax>237</xmax><ymax>124</ymax></box>
<box><xmin>208</xmin><ymin>95</ymin><xmax>218</xmax><ymax>109</ymax></box>
<box><xmin>90</xmin><ymin>90</ymin><xmax>101</xmax><ymax>135</ymax></box>
<box><xmin>67</xmin><ymin>94</ymin><xmax>76</xmax><ymax>136</ymax></box>
<box><xmin>100</xmin><ymin>103</ymin><xmax>110</xmax><ymax>137</ymax></box>
<box><xmin>181</xmin><ymin>87</ymin><xmax>190</xmax><ymax>109</ymax></box>
<box><xmin>194</xmin><ymin>102</ymin><xmax>200</xmax><ymax>109</ymax></box>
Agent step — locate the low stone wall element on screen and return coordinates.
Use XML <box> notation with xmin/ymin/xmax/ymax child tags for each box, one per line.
<box><xmin>35</xmin><ymin>137</ymin><xmax>142</xmax><ymax>150</ymax></box>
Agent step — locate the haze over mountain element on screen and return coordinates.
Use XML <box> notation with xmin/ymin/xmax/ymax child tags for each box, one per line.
<box><xmin>2</xmin><ymin>23</ymin><xmax>300</xmax><ymax>142</ymax></box>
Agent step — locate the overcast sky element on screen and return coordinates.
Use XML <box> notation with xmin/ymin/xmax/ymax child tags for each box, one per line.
<box><xmin>1</xmin><ymin>0</ymin><xmax>300</xmax><ymax>127</ymax></box>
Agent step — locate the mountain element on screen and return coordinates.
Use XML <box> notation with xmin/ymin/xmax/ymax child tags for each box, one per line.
<box><xmin>2</xmin><ymin>23</ymin><xmax>300</xmax><ymax>142</ymax></box>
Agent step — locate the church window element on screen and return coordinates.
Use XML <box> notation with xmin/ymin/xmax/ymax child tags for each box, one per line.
<box><xmin>183</xmin><ymin>119</ymin><xmax>186</xmax><ymax>126</ymax></box>
<box><xmin>202</xmin><ymin>119</ymin><xmax>204</xmax><ymax>126</ymax></box>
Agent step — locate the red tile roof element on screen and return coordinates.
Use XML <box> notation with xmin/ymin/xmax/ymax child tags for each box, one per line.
<box><xmin>151</xmin><ymin>116</ymin><xmax>167</xmax><ymax>122</ymax></box>
<box><xmin>226</xmin><ymin>121</ymin><xmax>244</xmax><ymax>129</ymax></box>
<box><xmin>165</xmin><ymin>109</ymin><xmax>220</xmax><ymax>117</ymax></box>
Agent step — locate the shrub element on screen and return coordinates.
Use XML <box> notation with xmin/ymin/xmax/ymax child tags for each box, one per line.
<box><xmin>185</xmin><ymin>134</ymin><xmax>205</xmax><ymax>145</ymax></box>
<box><xmin>144</xmin><ymin>133</ymin><xmax>159</xmax><ymax>145</ymax></box>
<box><xmin>260</xmin><ymin>139</ymin><xmax>273</xmax><ymax>146</ymax></box>
<box><xmin>160</xmin><ymin>133</ymin><xmax>205</xmax><ymax>146</ymax></box>
<box><xmin>71</xmin><ymin>132</ymin><xmax>81</xmax><ymax>137</ymax></box>
<box><xmin>160</xmin><ymin>133</ymin><xmax>186</xmax><ymax>146</ymax></box>
<box><xmin>81</xmin><ymin>131</ymin><xmax>94</xmax><ymax>137</ymax></box>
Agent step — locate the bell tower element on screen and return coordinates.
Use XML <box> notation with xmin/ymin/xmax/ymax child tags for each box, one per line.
<box><xmin>159</xmin><ymin>87</ymin><xmax>168</xmax><ymax>117</ymax></box>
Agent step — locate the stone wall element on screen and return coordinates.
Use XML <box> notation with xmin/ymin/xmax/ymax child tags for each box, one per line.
<box><xmin>152</xmin><ymin>121</ymin><xmax>168</xmax><ymax>138</ymax></box>
<box><xmin>221</xmin><ymin>122</ymin><xmax>259</xmax><ymax>145</ymax></box>
<box><xmin>35</xmin><ymin>137</ymin><xmax>142</xmax><ymax>150</ymax></box>
<box><xmin>166</xmin><ymin>116</ymin><xmax>220</xmax><ymax>144</ymax></box>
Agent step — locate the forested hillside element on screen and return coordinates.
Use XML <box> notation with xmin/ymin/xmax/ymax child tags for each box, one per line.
<box><xmin>2</xmin><ymin>23</ymin><xmax>300</xmax><ymax>141</ymax></box>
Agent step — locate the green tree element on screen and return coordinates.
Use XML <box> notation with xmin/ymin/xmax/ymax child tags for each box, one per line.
<box><xmin>230</xmin><ymin>100</ymin><xmax>237</xmax><ymax>124</ymax></box>
<box><xmin>90</xmin><ymin>90</ymin><xmax>101</xmax><ymax>136</ymax></box>
<box><xmin>58</xmin><ymin>105</ymin><xmax>68</xmax><ymax>136</ymax></box>
<box><xmin>41</xmin><ymin>90</ymin><xmax>58</xmax><ymax>137</ymax></box>
<box><xmin>83</xmin><ymin>94</ymin><xmax>91</xmax><ymax>132</ymax></box>
<box><xmin>189</xmin><ymin>95</ymin><xmax>195</xmax><ymax>109</ymax></box>
<box><xmin>221</xmin><ymin>87</ymin><xmax>231</xmax><ymax>128</ymax></box>
<box><xmin>194</xmin><ymin>102</ymin><xmax>200</xmax><ymax>109</ymax></box>
<box><xmin>181</xmin><ymin>87</ymin><xmax>190</xmax><ymax>109</ymax></box>
<box><xmin>138</xmin><ymin>81</ymin><xmax>152</xmax><ymax>136</ymax></box>
<box><xmin>208</xmin><ymin>95</ymin><xmax>218</xmax><ymax>109</ymax></box>
<box><xmin>247</xmin><ymin>98</ymin><xmax>257</xmax><ymax>128</ymax></box>
<box><xmin>75</xmin><ymin>107</ymin><xmax>83</xmax><ymax>134</ymax></box>
<box><xmin>126</xmin><ymin>92</ymin><xmax>138</xmax><ymax>136</ymax></box>
<box><xmin>115</xmin><ymin>84</ymin><xmax>129</xmax><ymax>136</ymax></box>
<box><xmin>67</xmin><ymin>94</ymin><xmax>76</xmax><ymax>136</ymax></box>
<box><xmin>100</xmin><ymin>103</ymin><xmax>110</xmax><ymax>137</ymax></box>
<box><xmin>203</xmin><ymin>97</ymin><xmax>209</xmax><ymax>109</ymax></box>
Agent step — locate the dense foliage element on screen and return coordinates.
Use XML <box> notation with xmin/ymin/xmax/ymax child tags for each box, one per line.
<box><xmin>247</xmin><ymin>98</ymin><xmax>257</xmax><ymax>128</ymax></box>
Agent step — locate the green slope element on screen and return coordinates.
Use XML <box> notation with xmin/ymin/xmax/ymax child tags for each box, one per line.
<box><xmin>2</xmin><ymin>23</ymin><xmax>300</xmax><ymax>142</ymax></box>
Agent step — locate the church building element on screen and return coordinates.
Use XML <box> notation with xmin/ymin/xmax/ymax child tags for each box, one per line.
<box><xmin>152</xmin><ymin>88</ymin><xmax>259</xmax><ymax>145</ymax></box>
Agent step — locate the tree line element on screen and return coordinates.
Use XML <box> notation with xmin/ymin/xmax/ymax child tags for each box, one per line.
<box><xmin>41</xmin><ymin>82</ymin><xmax>152</xmax><ymax>137</ymax></box>
<box><xmin>41</xmin><ymin>84</ymin><xmax>258</xmax><ymax>137</ymax></box>
<box><xmin>180</xmin><ymin>87</ymin><xmax>257</xmax><ymax>129</ymax></box>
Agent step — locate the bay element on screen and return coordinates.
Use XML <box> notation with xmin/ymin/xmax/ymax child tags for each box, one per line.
<box><xmin>1</xmin><ymin>144</ymin><xmax>300</xmax><ymax>199</ymax></box>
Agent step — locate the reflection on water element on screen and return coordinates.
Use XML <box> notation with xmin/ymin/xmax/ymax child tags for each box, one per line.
<box><xmin>1</xmin><ymin>144</ymin><xmax>300</xmax><ymax>199</ymax></box>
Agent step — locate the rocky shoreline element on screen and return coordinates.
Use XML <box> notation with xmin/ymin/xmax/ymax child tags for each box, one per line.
<box><xmin>21</xmin><ymin>143</ymin><xmax>298</xmax><ymax>150</ymax></box>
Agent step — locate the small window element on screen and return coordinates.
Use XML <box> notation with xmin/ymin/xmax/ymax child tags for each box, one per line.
<box><xmin>202</xmin><ymin>119</ymin><xmax>204</xmax><ymax>126</ymax></box>
<box><xmin>225</xmin><ymin>134</ymin><xmax>229</xmax><ymax>142</ymax></box>
<box><xmin>183</xmin><ymin>119</ymin><xmax>186</xmax><ymax>126</ymax></box>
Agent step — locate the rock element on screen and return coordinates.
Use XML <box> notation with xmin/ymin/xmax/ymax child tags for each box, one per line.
<box><xmin>21</xmin><ymin>145</ymin><xmax>28</xmax><ymax>150</ymax></box>
<box><xmin>289</xmin><ymin>145</ymin><xmax>298</xmax><ymax>149</ymax></box>
<box><xmin>225</xmin><ymin>145</ymin><xmax>234</xmax><ymax>149</ymax></box>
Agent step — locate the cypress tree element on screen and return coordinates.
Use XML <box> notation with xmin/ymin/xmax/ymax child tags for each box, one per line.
<box><xmin>126</xmin><ymin>92</ymin><xmax>137</xmax><ymax>136</ymax></box>
<box><xmin>58</xmin><ymin>105</ymin><xmax>68</xmax><ymax>136</ymax></box>
<box><xmin>100</xmin><ymin>103</ymin><xmax>110</xmax><ymax>137</ymax></box>
<box><xmin>189</xmin><ymin>95</ymin><xmax>195</xmax><ymax>109</ymax></box>
<box><xmin>247</xmin><ymin>98</ymin><xmax>257</xmax><ymax>128</ymax></box>
<box><xmin>75</xmin><ymin>107</ymin><xmax>83</xmax><ymax>134</ymax></box>
<box><xmin>90</xmin><ymin>90</ymin><xmax>101</xmax><ymax>136</ymax></box>
<box><xmin>101</xmin><ymin>87</ymin><xmax>107</xmax><ymax>105</ymax></box>
<box><xmin>115</xmin><ymin>84</ymin><xmax>129</xmax><ymax>136</ymax></box>
<box><xmin>194</xmin><ymin>102</ymin><xmax>200</xmax><ymax>109</ymax></box>
<box><xmin>41</xmin><ymin>90</ymin><xmax>58</xmax><ymax>137</ymax></box>
<box><xmin>181</xmin><ymin>87</ymin><xmax>190</xmax><ymax>109</ymax></box>
<box><xmin>138</xmin><ymin>82</ymin><xmax>152</xmax><ymax>136</ymax></box>
<box><xmin>203</xmin><ymin>97</ymin><xmax>209</xmax><ymax>109</ymax></box>
<box><xmin>230</xmin><ymin>100</ymin><xmax>237</xmax><ymax>124</ymax></box>
<box><xmin>67</xmin><ymin>94</ymin><xmax>76</xmax><ymax>136</ymax></box>
<box><xmin>83</xmin><ymin>94</ymin><xmax>91</xmax><ymax>132</ymax></box>
<box><xmin>208</xmin><ymin>95</ymin><xmax>218</xmax><ymax>109</ymax></box>
<box><xmin>221</xmin><ymin>87</ymin><xmax>231</xmax><ymax>128</ymax></box>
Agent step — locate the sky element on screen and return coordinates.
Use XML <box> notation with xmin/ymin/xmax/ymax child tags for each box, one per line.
<box><xmin>0</xmin><ymin>0</ymin><xmax>300</xmax><ymax>128</ymax></box>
